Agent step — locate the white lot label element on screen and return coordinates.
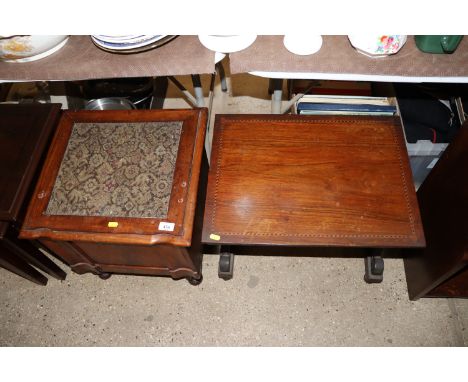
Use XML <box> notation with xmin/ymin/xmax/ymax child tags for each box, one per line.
<box><xmin>158</xmin><ymin>222</ymin><xmax>175</xmax><ymax>231</ymax></box>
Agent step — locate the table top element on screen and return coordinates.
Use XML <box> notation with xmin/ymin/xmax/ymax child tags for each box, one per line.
<box><xmin>230</xmin><ymin>36</ymin><xmax>468</xmax><ymax>83</ymax></box>
<box><xmin>202</xmin><ymin>114</ymin><xmax>425</xmax><ymax>248</ymax></box>
<box><xmin>0</xmin><ymin>36</ymin><xmax>217</xmax><ymax>82</ymax></box>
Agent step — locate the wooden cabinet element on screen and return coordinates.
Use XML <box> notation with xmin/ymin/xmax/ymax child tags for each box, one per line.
<box><xmin>0</xmin><ymin>104</ymin><xmax>66</xmax><ymax>285</ymax></box>
<box><xmin>20</xmin><ymin>108</ymin><xmax>208</xmax><ymax>284</ymax></box>
<box><xmin>0</xmin><ymin>104</ymin><xmax>61</xmax><ymax>222</ymax></box>
<box><xmin>404</xmin><ymin>125</ymin><xmax>468</xmax><ymax>299</ymax></box>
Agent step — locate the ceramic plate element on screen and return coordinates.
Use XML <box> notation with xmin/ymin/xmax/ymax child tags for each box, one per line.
<box><xmin>198</xmin><ymin>35</ymin><xmax>257</xmax><ymax>53</ymax></box>
<box><xmin>91</xmin><ymin>35</ymin><xmax>165</xmax><ymax>51</ymax></box>
<box><xmin>283</xmin><ymin>35</ymin><xmax>323</xmax><ymax>55</ymax></box>
<box><xmin>92</xmin><ymin>35</ymin><xmax>177</xmax><ymax>54</ymax></box>
<box><xmin>93</xmin><ymin>35</ymin><xmax>148</xmax><ymax>43</ymax></box>
<box><xmin>348</xmin><ymin>35</ymin><xmax>407</xmax><ymax>57</ymax></box>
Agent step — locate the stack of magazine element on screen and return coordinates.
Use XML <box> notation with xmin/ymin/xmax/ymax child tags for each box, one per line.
<box><xmin>293</xmin><ymin>80</ymin><xmax>397</xmax><ymax>116</ymax></box>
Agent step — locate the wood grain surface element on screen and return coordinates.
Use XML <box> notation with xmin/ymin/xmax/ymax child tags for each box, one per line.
<box><xmin>202</xmin><ymin>114</ymin><xmax>425</xmax><ymax>248</ymax></box>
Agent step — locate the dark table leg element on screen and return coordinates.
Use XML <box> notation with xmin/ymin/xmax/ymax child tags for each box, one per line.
<box><xmin>364</xmin><ymin>248</ymin><xmax>385</xmax><ymax>283</ymax></box>
<box><xmin>191</xmin><ymin>74</ymin><xmax>205</xmax><ymax>107</ymax></box>
<box><xmin>204</xmin><ymin>244</ymin><xmax>235</xmax><ymax>280</ymax></box>
<box><xmin>151</xmin><ymin>76</ymin><xmax>169</xmax><ymax>109</ymax></box>
<box><xmin>216</xmin><ymin>62</ymin><xmax>228</xmax><ymax>92</ymax></box>
<box><xmin>218</xmin><ymin>252</ymin><xmax>234</xmax><ymax>281</ymax></box>
<box><xmin>1</xmin><ymin>235</ymin><xmax>66</xmax><ymax>280</ymax></box>
<box><xmin>0</xmin><ymin>246</ymin><xmax>48</xmax><ymax>285</ymax></box>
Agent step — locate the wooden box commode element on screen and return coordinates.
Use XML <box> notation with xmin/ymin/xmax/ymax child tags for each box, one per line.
<box><xmin>20</xmin><ymin>108</ymin><xmax>208</xmax><ymax>285</ymax></box>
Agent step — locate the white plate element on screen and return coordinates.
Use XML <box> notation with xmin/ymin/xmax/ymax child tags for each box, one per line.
<box><xmin>283</xmin><ymin>35</ymin><xmax>322</xmax><ymax>56</ymax></box>
<box><xmin>91</xmin><ymin>35</ymin><xmax>162</xmax><ymax>49</ymax></box>
<box><xmin>91</xmin><ymin>35</ymin><xmax>165</xmax><ymax>51</ymax></box>
<box><xmin>92</xmin><ymin>36</ymin><xmax>177</xmax><ymax>54</ymax></box>
<box><xmin>93</xmin><ymin>35</ymin><xmax>148</xmax><ymax>43</ymax></box>
<box><xmin>198</xmin><ymin>35</ymin><xmax>257</xmax><ymax>53</ymax></box>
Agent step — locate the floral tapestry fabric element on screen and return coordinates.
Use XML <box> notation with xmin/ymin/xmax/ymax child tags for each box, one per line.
<box><xmin>46</xmin><ymin>121</ymin><xmax>183</xmax><ymax>218</ymax></box>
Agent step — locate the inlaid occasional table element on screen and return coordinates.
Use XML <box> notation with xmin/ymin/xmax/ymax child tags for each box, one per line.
<box><xmin>20</xmin><ymin>108</ymin><xmax>208</xmax><ymax>284</ymax></box>
<box><xmin>202</xmin><ymin>114</ymin><xmax>425</xmax><ymax>282</ymax></box>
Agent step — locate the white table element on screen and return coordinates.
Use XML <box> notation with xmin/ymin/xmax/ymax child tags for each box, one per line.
<box><xmin>0</xmin><ymin>36</ymin><xmax>225</xmax><ymax>109</ymax></box>
<box><xmin>229</xmin><ymin>35</ymin><xmax>468</xmax><ymax>113</ymax></box>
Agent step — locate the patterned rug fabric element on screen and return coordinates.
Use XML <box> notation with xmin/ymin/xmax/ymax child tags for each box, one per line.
<box><xmin>46</xmin><ymin>121</ymin><xmax>183</xmax><ymax>218</ymax></box>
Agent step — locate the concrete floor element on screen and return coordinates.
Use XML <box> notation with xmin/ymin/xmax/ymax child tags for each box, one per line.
<box><xmin>1</xmin><ymin>61</ymin><xmax>467</xmax><ymax>346</ymax></box>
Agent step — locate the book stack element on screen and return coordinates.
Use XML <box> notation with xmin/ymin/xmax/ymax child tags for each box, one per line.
<box><xmin>292</xmin><ymin>80</ymin><xmax>397</xmax><ymax>116</ymax></box>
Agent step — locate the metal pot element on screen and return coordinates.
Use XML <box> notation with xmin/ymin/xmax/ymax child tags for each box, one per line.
<box><xmin>84</xmin><ymin>97</ymin><xmax>136</xmax><ymax>110</ymax></box>
<box><xmin>83</xmin><ymin>77</ymin><xmax>154</xmax><ymax>109</ymax></box>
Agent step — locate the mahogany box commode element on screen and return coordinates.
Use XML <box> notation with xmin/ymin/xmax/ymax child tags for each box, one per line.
<box><xmin>20</xmin><ymin>108</ymin><xmax>208</xmax><ymax>285</ymax></box>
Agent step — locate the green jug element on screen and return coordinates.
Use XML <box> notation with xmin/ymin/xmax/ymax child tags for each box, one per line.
<box><xmin>415</xmin><ymin>35</ymin><xmax>463</xmax><ymax>54</ymax></box>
